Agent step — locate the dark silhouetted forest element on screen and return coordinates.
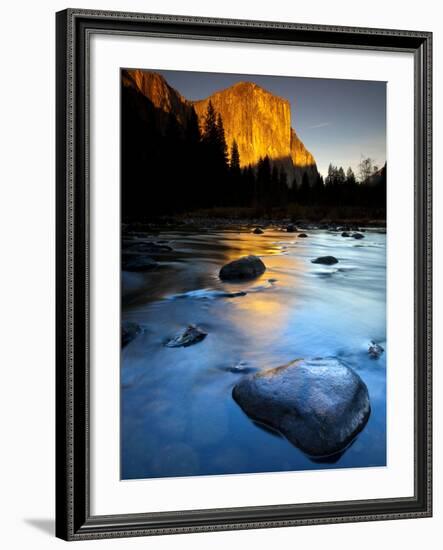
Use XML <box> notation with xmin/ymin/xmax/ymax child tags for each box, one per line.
<box><xmin>121</xmin><ymin>83</ymin><xmax>386</xmax><ymax>221</ymax></box>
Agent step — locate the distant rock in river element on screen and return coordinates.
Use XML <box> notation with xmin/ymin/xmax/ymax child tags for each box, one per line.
<box><xmin>165</xmin><ymin>325</ymin><xmax>207</xmax><ymax>348</ymax></box>
<box><xmin>219</xmin><ymin>255</ymin><xmax>266</xmax><ymax>281</ymax></box>
<box><xmin>368</xmin><ymin>341</ymin><xmax>384</xmax><ymax>359</ymax></box>
<box><xmin>311</xmin><ymin>256</ymin><xmax>338</xmax><ymax>265</ymax></box>
<box><xmin>233</xmin><ymin>358</ymin><xmax>371</xmax><ymax>457</ymax></box>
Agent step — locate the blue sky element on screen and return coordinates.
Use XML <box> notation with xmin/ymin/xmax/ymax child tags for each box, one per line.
<box><xmin>148</xmin><ymin>69</ymin><xmax>386</xmax><ymax>179</ymax></box>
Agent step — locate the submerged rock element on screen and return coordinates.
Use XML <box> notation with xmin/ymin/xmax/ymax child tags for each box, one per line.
<box><xmin>228</xmin><ymin>361</ymin><xmax>256</xmax><ymax>374</ymax></box>
<box><xmin>126</xmin><ymin>241</ymin><xmax>173</xmax><ymax>253</ymax></box>
<box><xmin>233</xmin><ymin>358</ymin><xmax>371</xmax><ymax>457</ymax></box>
<box><xmin>298</xmin><ymin>233</ymin><xmax>308</xmax><ymax>238</ymax></box>
<box><xmin>165</xmin><ymin>325</ymin><xmax>207</xmax><ymax>348</ymax></box>
<box><xmin>353</xmin><ymin>233</ymin><xmax>365</xmax><ymax>240</ymax></box>
<box><xmin>218</xmin><ymin>290</ymin><xmax>247</xmax><ymax>298</ymax></box>
<box><xmin>311</xmin><ymin>256</ymin><xmax>338</xmax><ymax>265</ymax></box>
<box><xmin>219</xmin><ymin>255</ymin><xmax>266</xmax><ymax>281</ymax></box>
<box><xmin>368</xmin><ymin>341</ymin><xmax>384</xmax><ymax>359</ymax></box>
<box><xmin>253</xmin><ymin>227</ymin><xmax>264</xmax><ymax>234</ymax></box>
<box><xmin>169</xmin><ymin>288</ymin><xmax>247</xmax><ymax>300</ymax></box>
<box><xmin>122</xmin><ymin>254</ymin><xmax>158</xmax><ymax>272</ymax></box>
<box><xmin>122</xmin><ymin>321</ymin><xmax>141</xmax><ymax>348</ymax></box>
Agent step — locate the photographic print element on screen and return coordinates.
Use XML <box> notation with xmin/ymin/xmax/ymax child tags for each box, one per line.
<box><xmin>120</xmin><ymin>68</ymin><xmax>387</xmax><ymax>480</ymax></box>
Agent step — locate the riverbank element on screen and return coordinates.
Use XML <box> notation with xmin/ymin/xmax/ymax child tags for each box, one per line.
<box><xmin>123</xmin><ymin>213</ymin><xmax>386</xmax><ymax>239</ymax></box>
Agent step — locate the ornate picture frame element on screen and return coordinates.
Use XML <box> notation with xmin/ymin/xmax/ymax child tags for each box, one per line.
<box><xmin>56</xmin><ymin>9</ymin><xmax>432</xmax><ymax>540</ymax></box>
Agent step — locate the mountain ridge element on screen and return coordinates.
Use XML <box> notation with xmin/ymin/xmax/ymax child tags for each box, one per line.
<box><xmin>122</xmin><ymin>69</ymin><xmax>319</xmax><ymax>186</ymax></box>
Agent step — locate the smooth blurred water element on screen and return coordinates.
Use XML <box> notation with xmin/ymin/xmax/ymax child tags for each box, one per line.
<box><xmin>121</xmin><ymin>226</ymin><xmax>386</xmax><ymax>479</ymax></box>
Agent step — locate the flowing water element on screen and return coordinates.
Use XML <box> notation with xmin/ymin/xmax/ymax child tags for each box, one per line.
<box><xmin>121</xmin><ymin>225</ymin><xmax>386</xmax><ymax>479</ymax></box>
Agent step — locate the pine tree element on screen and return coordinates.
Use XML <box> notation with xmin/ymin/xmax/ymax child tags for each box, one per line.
<box><xmin>325</xmin><ymin>163</ymin><xmax>334</xmax><ymax>186</ymax></box>
<box><xmin>228</xmin><ymin>139</ymin><xmax>241</xmax><ymax>206</ymax></box>
<box><xmin>202</xmin><ymin>100</ymin><xmax>218</xmax><ymax>144</ymax></box>
<box><xmin>346</xmin><ymin>167</ymin><xmax>356</xmax><ymax>186</ymax></box>
<box><xmin>216</xmin><ymin>113</ymin><xmax>228</xmax><ymax>167</ymax></box>
<box><xmin>184</xmin><ymin>107</ymin><xmax>202</xmax><ymax>209</ymax></box>
<box><xmin>337</xmin><ymin>166</ymin><xmax>346</xmax><ymax>185</ymax></box>
<box><xmin>185</xmin><ymin>107</ymin><xmax>201</xmax><ymax>144</ymax></box>
<box><xmin>230</xmin><ymin>140</ymin><xmax>241</xmax><ymax>173</ymax></box>
<box><xmin>201</xmin><ymin>102</ymin><xmax>225</xmax><ymax>206</ymax></box>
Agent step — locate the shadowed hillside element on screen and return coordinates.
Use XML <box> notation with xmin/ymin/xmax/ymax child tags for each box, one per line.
<box><xmin>121</xmin><ymin>69</ymin><xmax>386</xmax><ymax>222</ymax></box>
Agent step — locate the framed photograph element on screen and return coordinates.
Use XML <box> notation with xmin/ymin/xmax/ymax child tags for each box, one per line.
<box><xmin>56</xmin><ymin>9</ymin><xmax>432</xmax><ymax>540</ymax></box>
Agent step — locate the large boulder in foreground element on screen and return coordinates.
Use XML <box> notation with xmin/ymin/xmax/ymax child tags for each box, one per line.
<box><xmin>219</xmin><ymin>255</ymin><xmax>266</xmax><ymax>281</ymax></box>
<box><xmin>233</xmin><ymin>358</ymin><xmax>370</xmax><ymax>457</ymax></box>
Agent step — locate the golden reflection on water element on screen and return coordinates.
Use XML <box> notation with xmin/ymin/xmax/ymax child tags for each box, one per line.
<box><xmin>218</xmin><ymin>229</ymin><xmax>306</xmax><ymax>344</ymax></box>
<box><xmin>219</xmin><ymin>230</ymin><xmax>287</xmax><ymax>263</ymax></box>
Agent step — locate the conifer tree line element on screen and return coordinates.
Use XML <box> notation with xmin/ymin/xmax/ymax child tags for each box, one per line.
<box><xmin>290</xmin><ymin>162</ymin><xmax>386</xmax><ymax>208</ymax></box>
<box><xmin>121</xmin><ymin>84</ymin><xmax>386</xmax><ymax>220</ymax></box>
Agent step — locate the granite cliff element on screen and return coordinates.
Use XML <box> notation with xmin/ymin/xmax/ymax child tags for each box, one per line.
<box><xmin>193</xmin><ymin>81</ymin><xmax>318</xmax><ymax>185</ymax></box>
<box><xmin>122</xmin><ymin>69</ymin><xmax>319</xmax><ymax>186</ymax></box>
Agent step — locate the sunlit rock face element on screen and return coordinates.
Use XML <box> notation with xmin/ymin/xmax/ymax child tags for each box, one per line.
<box><xmin>122</xmin><ymin>68</ymin><xmax>191</xmax><ymax>127</ymax></box>
<box><xmin>193</xmin><ymin>82</ymin><xmax>291</xmax><ymax>168</ymax></box>
<box><xmin>192</xmin><ymin>82</ymin><xmax>318</xmax><ymax>185</ymax></box>
<box><xmin>290</xmin><ymin>129</ymin><xmax>319</xmax><ymax>186</ymax></box>
<box><xmin>123</xmin><ymin>69</ymin><xmax>319</xmax><ymax>186</ymax></box>
<box><xmin>290</xmin><ymin>128</ymin><xmax>315</xmax><ymax>168</ymax></box>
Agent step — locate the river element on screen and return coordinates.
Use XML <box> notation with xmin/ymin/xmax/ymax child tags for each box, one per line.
<box><xmin>121</xmin><ymin>225</ymin><xmax>386</xmax><ymax>479</ymax></box>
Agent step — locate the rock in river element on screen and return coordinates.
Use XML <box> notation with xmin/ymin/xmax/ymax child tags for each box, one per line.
<box><xmin>253</xmin><ymin>227</ymin><xmax>264</xmax><ymax>234</ymax></box>
<box><xmin>298</xmin><ymin>233</ymin><xmax>308</xmax><ymax>238</ymax></box>
<box><xmin>341</xmin><ymin>231</ymin><xmax>351</xmax><ymax>237</ymax></box>
<box><xmin>165</xmin><ymin>325</ymin><xmax>207</xmax><ymax>348</ymax></box>
<box><xmin>368</xmin><ymin>341</ymin><xmax>384</xmax><ymax>359</ymax></box>
<box><xmin>233</xmin><ymin>358</ymin><xmax>371</xmax><ymax>457</ymax></box>
<box><xmin>219</xmin><ymin>255</ymin><xmax>266</xmax><ymax>281</ymax></box>
<box><xmin>311</xmin><ymin>256</ymin><xmax>338</xmax><ymax>265</ymax></box>
<box><xmin>353</xmin><ymin>233</ymin><xmax>365</xmax><ymax>240</ymax></box>
<box><xmin>286</xmin><ymin>224</ymin><xmax>297</xmax><ymax>233</ymax></box>
<box><xmin>122</xmin><ymin>321</ymin><xmax>141</xmax><ymax>348</ymax></box>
